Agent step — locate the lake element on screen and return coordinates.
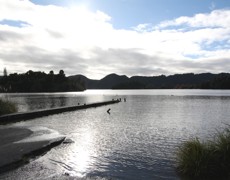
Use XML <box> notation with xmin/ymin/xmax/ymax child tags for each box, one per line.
<box><xmin>1</xmin><ymin>90</ymin><xmax>230</xmax><ymax>179</ymax></box>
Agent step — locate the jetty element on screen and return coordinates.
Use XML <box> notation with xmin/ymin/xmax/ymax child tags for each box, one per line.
<box><xmin>0</xmin><ymin>99</ymin><xmax>120</xmax><ymax>125</ymax></box>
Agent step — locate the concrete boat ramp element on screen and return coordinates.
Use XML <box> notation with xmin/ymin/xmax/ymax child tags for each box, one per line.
<box><xmin>0</xmin><ymin>126</ymin><xmax>65</xmax><ymax>173</ymax></box>
<box><xmin>0</xmin><ymin>100</ymin><xmax>120</xmax><ymax>173</ymax></box>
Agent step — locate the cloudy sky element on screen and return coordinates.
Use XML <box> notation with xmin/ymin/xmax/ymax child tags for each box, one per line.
<box><xmin>0</xmin><ymin>0</ymin><xmax>230</xmax><ymax>79</ymax></box>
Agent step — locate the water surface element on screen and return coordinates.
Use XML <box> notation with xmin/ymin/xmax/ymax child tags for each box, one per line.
<box><xmin>1</xmin><ymin>90</ymin><xmax>230</xmax><ymax>179</ymax></box>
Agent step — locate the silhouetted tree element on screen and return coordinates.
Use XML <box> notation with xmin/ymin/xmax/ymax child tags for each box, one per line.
<box><xmin>3</xmin><ymin>68</ymin><xmax>7</xmax><ymax>77</ymax></box>
<box><xmin>0</xmin><ymin>70</ymin><xmax>85</xmax><ymax>92</ymax></box>
<box><xmin>59</xmin><ymin>70</ymin><xmax>65</xmax><ymax>77</ymax></box>
<box><xmin>49</xmin><ymin>70</ymin><xmax>54</xmax><ymax>75</ymax></box>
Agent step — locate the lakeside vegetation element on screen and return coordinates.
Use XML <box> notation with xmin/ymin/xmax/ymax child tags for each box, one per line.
<box><xmin>177</xmin><ymin>127</ymin><xmax>230</xmax><ymax>179</ymax></box>
<box><xmin>0</xmin><ymin>99</ymin><xmax>17</xmax><ymax>115</ymax></box>
<box><xmin>0</xmin><ymin>70</ymin><xmax>85</xmax><ymax>93</ymax></box>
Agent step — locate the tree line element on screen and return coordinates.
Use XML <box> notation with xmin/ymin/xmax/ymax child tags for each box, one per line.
<box><xmin>0</xmin><ymin>70</ymin><xmax>85</xmax><ymax>92</ymax></box>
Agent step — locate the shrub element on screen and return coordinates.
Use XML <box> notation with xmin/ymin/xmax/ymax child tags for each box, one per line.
<box><xmin>0</xmin><ymin>98</ymin><xmax>18</xmax><ymax>115</ymax></box>
<box><xmin>213</xmin><ymin>128</ymin><xmax>230</xmax><ymax>177</ymax></box>
<box><xmin>176</xmin><ymin>128</ymin><xmax>230</xmax><ymax>179</ymax></box>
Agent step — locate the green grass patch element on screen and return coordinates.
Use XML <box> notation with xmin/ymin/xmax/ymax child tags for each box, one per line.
<box><xmin>176</xmin><ymin>128</ymin><xmax>230</xmax><ymax>179</ymax></box>
<box><xmin>0</xmin><ymin>98</ymin><xmax>18</xmax><ymax>116</ymax></box>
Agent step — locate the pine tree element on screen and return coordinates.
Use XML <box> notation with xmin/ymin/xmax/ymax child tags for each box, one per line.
<box><xmin>3</xmin><ymin>68</ymin><xmax>7</xmax><ymax>76</ymax></box>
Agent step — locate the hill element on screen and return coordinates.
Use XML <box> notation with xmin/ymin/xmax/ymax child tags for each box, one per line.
<box><xmin>2</xmin><ymin>72</ymin><xmax>229</xmax><ymax>91</ymax></box>
<box><xmin>69</xmin><ymin>73</ymin><xmax>230</xmax><ymax>89</ymax></box>
<box><xmin>69</xmin><ymin>73</ymin><xmax>129</xmax><ymax>89</ymax></box>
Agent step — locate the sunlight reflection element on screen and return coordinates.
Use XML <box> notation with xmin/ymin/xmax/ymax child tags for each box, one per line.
<box><xmin>72</xmin><ymin>147</ymin><xmax>91</xmax><ymax>177</ymax></box>
<box><xmin>65</xmin><ymin>127</ymin><xmax>97</xmax><ymax>178</ymax></box>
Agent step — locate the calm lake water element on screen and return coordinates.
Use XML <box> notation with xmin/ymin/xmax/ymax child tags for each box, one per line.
<box><xmin>1</xmin><ymin>90</ymin><xmax>230</xmax><ymax>180</ymax></box>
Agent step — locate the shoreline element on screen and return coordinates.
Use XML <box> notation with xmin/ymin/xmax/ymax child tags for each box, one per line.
<box><xmin>0</xmin><ymin>100</ymin><xmax>120</xmax><ymax>174</ymax></box>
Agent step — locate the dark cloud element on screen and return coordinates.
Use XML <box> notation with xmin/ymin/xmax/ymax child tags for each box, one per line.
<box><xmin>0</xmin><ymin>30</ymin><xmax>25</xmax><ymax>42</ymax></box>
<box><xmin>1</xmin><ymin>43</ymin><xmax>230</xmax><ymax>78</ymax></box>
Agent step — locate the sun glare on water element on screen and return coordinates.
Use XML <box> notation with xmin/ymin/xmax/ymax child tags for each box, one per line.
<box><xmin>64</xmin><ymin>127</ymin><xmax>98</xmax><ymax>178</ymax></box>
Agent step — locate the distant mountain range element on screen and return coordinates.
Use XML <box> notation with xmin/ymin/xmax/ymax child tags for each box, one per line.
<box><xmin>69</xmin><ymin>73</ymin><xmax>230</xmax><ymax>89</ymax></box>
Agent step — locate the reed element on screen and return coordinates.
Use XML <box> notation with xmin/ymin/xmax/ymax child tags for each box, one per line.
<box><xmin>176</xmin><ymin>128</ymin><xmax>230</xmax><ymax>179</ymax></box>
<box><xmin>0</xmin><ymin>98</ymin><xmax>18</xmax><ymax>116</ymax></box>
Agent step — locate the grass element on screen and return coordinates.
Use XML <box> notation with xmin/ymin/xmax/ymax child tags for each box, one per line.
<box><xmin>176</xmin><ymin>128</ymin><xmax>230</xmax><ymax>180</ymax></box>
<box><xmin>0</xmin><ymin>98</ymin><xmax>18</xmax><ymax>116</ymax></box>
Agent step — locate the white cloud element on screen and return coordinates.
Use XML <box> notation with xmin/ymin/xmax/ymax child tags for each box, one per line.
<box><xmin>158</xmin><ymin>9</ymin><xmax>230</xmax><ymax>28</ymax></box>
<box><xmin>0</xmin><ymin>0</ymin><xmax>230</xmax><ymax>79</ymax></box>
<box><xmin>132</xmin><ymin>23</ymin><xmax>152</xmax><ymax>32</ymax></box>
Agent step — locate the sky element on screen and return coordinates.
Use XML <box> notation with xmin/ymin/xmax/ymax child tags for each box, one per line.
<box><xmin>0</xmin><ymin>0</ymin><xmax>230</xmax><ymax>79</ymax></box>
